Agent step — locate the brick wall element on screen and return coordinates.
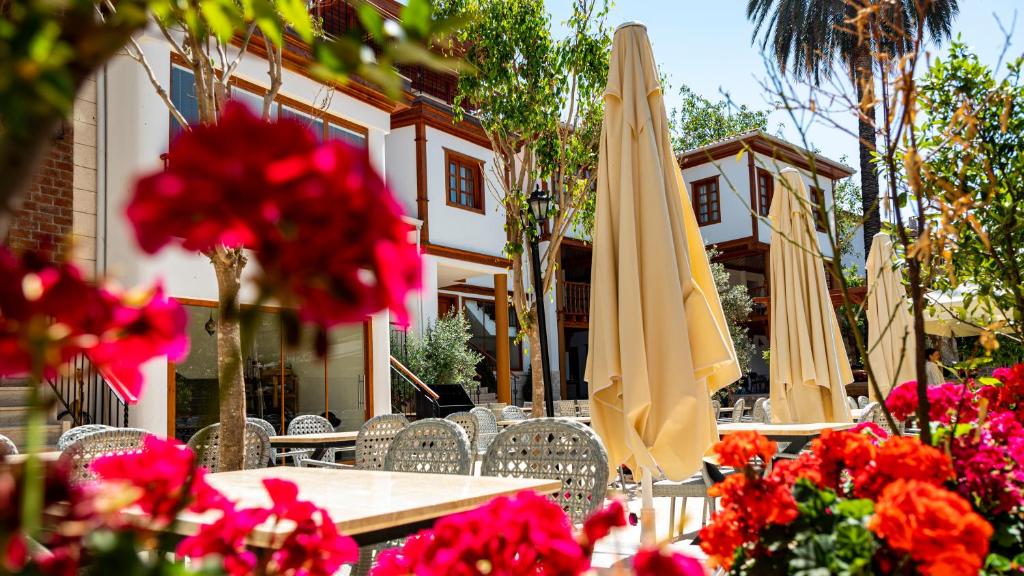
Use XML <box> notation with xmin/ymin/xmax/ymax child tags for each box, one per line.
<box><xmin>5</xmin><ymin>122</ymin><xmax>75</xmax><ymax>261</ymax></box>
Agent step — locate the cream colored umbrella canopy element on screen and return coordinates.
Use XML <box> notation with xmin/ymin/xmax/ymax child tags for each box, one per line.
<box><xmin>768</xmin><ymin>169</ymin><xmax>853</xmax><ymax>423</ymax></box>
<box><xmin>865</xmin><ymin>232</ymin><xmax>916</xmax><ymax>400</ymax></box>
<box><xmin>586</xmin><ymin>23</ymin><xmax>740</xmax><ymax>488</ymax></box>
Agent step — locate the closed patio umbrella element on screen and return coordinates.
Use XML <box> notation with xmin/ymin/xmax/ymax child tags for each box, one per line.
<box><xmin>865</xmin><ymin>232</ymin><xmax>916</xmax><ymax>400</ymax></box>
<box><xmin>768</xmin><ymin>169</ymin><xmax>853</xmax><ymax>424</ymax></box>
<box><xmin>586</xmin><ymin>22</ymin><xmax>740</xmax><ymax>541</ymax></box>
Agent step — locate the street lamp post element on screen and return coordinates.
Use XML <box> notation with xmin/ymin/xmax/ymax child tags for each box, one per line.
<box><xmin>526</xmin><ymin>185</ymin><xmax>555</xmax><ymax>418</ymax></box>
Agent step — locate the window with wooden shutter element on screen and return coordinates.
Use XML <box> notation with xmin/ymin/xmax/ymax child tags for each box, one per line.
<box><xmin>445</xmin><ymin>150</ymin><xmax>484</xmax><ymax>213</ymax></box>
<box><xmin>756</xmin><ymin>168</ymin><xmax>774</xmax><ymax>217</ymax></box>
<box><xmin>692</xmin><ymin>176</ymin><xmax>721</xmax><ymax>226</ymax></box>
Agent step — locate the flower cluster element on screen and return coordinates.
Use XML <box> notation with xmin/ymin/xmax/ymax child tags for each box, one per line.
<box><xmin>699</xmin><ymin>429</ymin><xmax>991</xmax><ymax>575</ymax></box>
<box><xmin>0</xmin><ymin>248</ymin><xmax>188</xmax><ymax>403</ymax></box>
<box><xmin>89</xmin><ymin>435</ymin><xmax>357</xmax><ymax>576</ymax></box>
<box><xmin>127</xmin><ymin>103</ymin><xmax>421</xmax><ymax>329</ymax></box>
<box><xmin>885</xmin><ymin>380</ymin><xmax>986</xmax><ymax>425</ymax></box>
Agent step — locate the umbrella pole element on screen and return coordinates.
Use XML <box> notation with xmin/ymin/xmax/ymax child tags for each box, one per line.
<box><xmin>640</xmin><ymin>467</ymin><xmax>656</xmax><ymax>545</ymax></box>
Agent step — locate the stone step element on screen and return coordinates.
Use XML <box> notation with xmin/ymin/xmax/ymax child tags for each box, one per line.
<box><xmin>0</xmin><ymin>424</ymin><xmax>64</xmax><ymax>450</ymax></box>
<box><xmin>0</xmin><ymin>376</ymin><xmax>32</xmax><ymax>388</ymax></box>
<box><xmin>0</xmin><ymin>407</ymin><xmax>32</xmax><ymax>427</ymax></box>
<box><xmin>0</xmin><ymin>387</ymin><xmax>31</xmax><ymax>408</ymax></box>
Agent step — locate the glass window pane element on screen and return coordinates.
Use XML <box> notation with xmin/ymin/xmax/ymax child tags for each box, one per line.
<box><xmin>241</xmin><ymin>311</ymin><xmax>284</xmax><ymax>433</ymax></box>
<box><xmin>327</xmin><ymin>123</ymin><xmax>366</xmax><ymax>148</ymax></box>
<box><xmin>325</xmin><ymin>325</ymin><xmax>366</xmax><ymax>432</ymax></box>
<box><xmin>286</xmin><ymin>331</ymin><xmax>327</xmax><ymax>431</ymax></box>
<box><xmin>280</xmin><ymin>106</ymin><xmax>325</xmax><ymax>142</ymax></box>
<box><xmin>173</xmin><ymin>305</ymin><xmax>222</xmax><ymax>442</ymax></box>
<box><xmin>231</xmin><ymin>88</ymin><xmax>265</xmax><ymax>116</ymax></box>
<box><xmin>170</xmin><ymin>67</ymin><xmax>200</xmax><ymax>139</ymax></box>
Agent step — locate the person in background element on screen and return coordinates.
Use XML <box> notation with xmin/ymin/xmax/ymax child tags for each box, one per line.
<box><xmin>925</xmin><ymin>348</ymin><xmax>945</xmax><ymax>385</ymax></box>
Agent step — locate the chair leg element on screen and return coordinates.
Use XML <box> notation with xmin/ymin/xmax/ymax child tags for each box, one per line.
<box><xmin>667</xmin><ymin>497</ymin><xmax>676</xmax><ymax>540</ymax></box>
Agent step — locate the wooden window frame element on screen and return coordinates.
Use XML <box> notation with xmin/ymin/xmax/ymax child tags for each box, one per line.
<box><xmin>444</xmin><ymin>149</ymin><xmax>485</xmax><ymax>214</ymax></box>
<box><xmin>756</xmin><ymin>168</ymin><xmax>774</xmax><ymax>217</ymax></box>
<box><xmin>167</xmin><ymin>297</ymin><xmax>372</xmax><ymax>438</ymax></box>
<box><xmin>691</xmin><ymin>176</ymin><xmax>722</xmax><ymax>226</ymax></box>
<box><xmin>808</xmin><ymin>186</ymin><xmax>828</xmax><ymax>233</ymax></box>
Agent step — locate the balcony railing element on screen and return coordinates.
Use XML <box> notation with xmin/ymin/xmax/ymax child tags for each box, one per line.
<box><xmin>563</xmin><ymin>281</ymin><xmax>591</xmax><ymax>317</ymax></box>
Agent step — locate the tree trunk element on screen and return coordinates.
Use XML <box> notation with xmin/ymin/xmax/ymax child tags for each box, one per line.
<box><xmin>527</xmin><ymin>322</ymin><xmax>546</xmax><ymax>417</ymax></box>
<box><xmin>211</xmin><ymin>248</ymin><xmax>247</xmax><ymax>471</ymax></box>
<box><xmin>855</xmin><ymin>45</ymin><xmax>882</xmax><ymax>257</ymax></box>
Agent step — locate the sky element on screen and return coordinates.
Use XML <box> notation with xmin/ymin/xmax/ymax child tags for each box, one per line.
<box><xmin>545</xmin><ymin>1</ymin><xmax>1022</xmax><ymax>175</ymax></box>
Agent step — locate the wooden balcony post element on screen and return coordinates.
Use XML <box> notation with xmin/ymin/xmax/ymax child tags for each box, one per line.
<box><xmin>494</xmin><ymin>273</ymin><xmax>511</xmax><ymax>404</ymax></box>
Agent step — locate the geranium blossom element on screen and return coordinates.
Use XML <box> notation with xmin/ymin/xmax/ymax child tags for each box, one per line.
<box><xmin>885</xmin><ymin>380</ymin><xmax>983</xmax><ymax>425</ymax></box>
<box><xmin>869</xmin><ymin>479</ymin><xmax>992</xmax><ymax>576</ymax></box>
<box><xmin>713</xmin><ymin>430</ymin><xmax>777</xmax><ymax>468</ymax></box>
<box><xmin>127</xmin><ymin>103</ymin><xmax>421</xmax><ymax>329</ymax></box>
<box><xmin>0</xmin><ymin>248</ymin><xmax>188</xmax><ymax>403</ymax></box>
<box><xmin>632</xmin><ymin>547</ymin><xmax>704</xmax><ymax>576</ymax></box>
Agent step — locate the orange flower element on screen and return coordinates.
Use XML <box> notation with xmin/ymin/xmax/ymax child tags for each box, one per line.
<box><xmin>869</xmin><ymin>479</ymin><xmax>992</xmax><ymax>576</ymax></box>
<box><xmin>769</xmin><ymin>451</ymin><xmax>824</xmax><ymax>488</ymax></box>
<box><xmin>713</xmin><ymin>431</ymin><xmax>777</xmax><ymax>469</ymax></box>
<box><xmin>853</xmin><ymin>436</ymin><xmax>955</xmax><ymax>499</ymax></box>
<box><xmin>699</xmin><ymin>509</ymin><xmax>745</xmax><ymax>570</ymax></box>
<box><xmin>813</xmin><ymin>429</ymin><xmax>876</xmax><ymax>492</ymax></box>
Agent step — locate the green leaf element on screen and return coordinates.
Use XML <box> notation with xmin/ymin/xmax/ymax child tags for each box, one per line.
<box><xmin>276</xmin><ymin>0</ymin><xmax>312</xmax><ymax>43</ymax></box>
<box><xmin>200</xmin><ymin>0</ymin><xmax>237</xmax><ymax>42</ymax></box>
<box><xmin>835</xmin><ymin>498</ymin><xmax>874</xmax><ymax>519</ymax></box>
<box><xmin>401</xmin><ymin>0</ymin><xmax>432</xmax><ymax>39</ymax></box>
<box><xmin>250</xmin><ymin>0</ymin><xmax>282</xmax><ymax>46</ymax></box>
<box><xmin>356</xmin><ymin>3</ymin><xmax>385</xmax><ymax>42</ymax></box>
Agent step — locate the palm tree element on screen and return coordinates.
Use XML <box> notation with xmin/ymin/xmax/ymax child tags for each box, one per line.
<box><xmin>746</xmin><ymin>0</ymin><xmax>958</xmax><ymax>257</ymax></box>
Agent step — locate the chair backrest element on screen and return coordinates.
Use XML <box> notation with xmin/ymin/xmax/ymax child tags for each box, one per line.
<box><xmin>763</xmin><ymin>399</ymin><xmax>773</xmax><ymax>423</ymax></box>
<box><xmin>247</xmin><ymin>417</ymin><xmax>277</xmax><ymax>438</ymax></box>
<box><xmin>65</xmin><ymin>428</ymin><xmax>151</xmax><ymax>483</ymax></box>
<box><xmin>861</xmin><ymin>401</ymin><xmax>902</xmax><ymax>436</ymax></box>
<box><xmin>384</xmin><ymin>419</ymin><xmax>472</xmax><ymax>475</ymax></box>
<box><xmin>576</xmin><ymin>399</ymin><xmax>590</xmax><ymax>417</ymax></box>
<box><xmin>187</xmin><ymin>422</ymin><xmax>271</xmax><ymax>472</ymax></box>
<box><xmin>57</xmin><ymin>424</ymin><xmax>112</xmax><ymax>451</ymax></box>
<box><xmin>482</xmin><ymin>418</ymin><xmax>609</xmax><ymax>524</ymax></box>
<box><xmin>711</xmin><ymin>399</ymin><xmax>721</xmax><ymax>419</ymax></box>
<box><xmin>470</xmin><ymin>407</ymin><xmax>499</xmax><ymax>435</ymax></box>
<box><xmin>556</xmin><ymin>400</ymin><xmax>576</xmax><ymax>417</ymax></box>
<box><xmin>0</xmin><ymin>434</ymin><xmax>17</xmax><ymax>457</ymax></box>
<box><xmin>857</xmin><ymin>396</ymin><xmax>870</xmax><ymax>409</ymax></box>
<box><xmin>751</xmin><ymin>398</ymin><xmax>767</xmax><ymax>424</ymax></box>
<box><xmin>487</xmin><ymin>403</ymin><xmax>508</xmax><ymax>422</ymax></box>
<box><xmin>355</xmin><ymin>413</ymin><xmax>409</xmax><ymax>470</ymax></box>
<box><xmin>445</xmin><ymin>412</ymin><xmax>478</xmax><ymax>455</ymax></box>
<box><xmin>287</xmin><ymin>414</ymin><xmax>334</xmax><ymax>435</ymax></box>
<box><xmin>846</xmin><ymin>396</ymin><xmax>859</xmax><ymax>411</ymax></box>
<box><xmin>731</xmin><ymin>398</ymin><xmax>746</xmax><ymax>423</ymax></box>
<box><xmin>501</xmin><ymin>405</ymin><xmax>529</xmax><ymax>422</ymax></box>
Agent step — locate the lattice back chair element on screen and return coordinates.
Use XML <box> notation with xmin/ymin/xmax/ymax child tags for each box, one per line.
<box><xmin>247</xmin><ymin>417</ymin><xmax>277</xmax><ymax>438</ymax></box>
<box><xmin>763</xmin><ymin>400</ymin><xmax>773</xmax><ymax>423</ymax></box>
<box><xmin>482</xmin><ymin>419</ymin><xmax>609</xmax><ymax>524</ymax></box>
<box><xmin>57</xmin><ymin>424</ymin><xmax>112</xmax><ymax>451</ymax></box>
<box><xmin>0</xmin><ymin>434</ymin><xmax>17</xmax><ymax>457</ymax></box>
<box><xmin>187</xmin><ymin>422</ymin><xmax>272</xmax><ymax>472</ymax></box>
<box><xmin>711</xmin><ymin>399</ymin><xmax>721</xmax><ymax>420</ymax></box>
<box><xmin>445</xmin><ymin>412</ymin><xmax>478</xmax><ymax>460</ymax></box>
<box><xmin>487</xmin><ymin>403</ymin><xmax>508</xmax><ymax>422</ymax></box>
<box><xmin>556</xmin><ymin>400</ymin><xmax>577</xmax><ymax>417</ymax></box>
<box><xmin>384</xmin><ymin>419</ymin><xmax>472</xmax><ymax>475</ymax></box>
<box><xmin>287</xmin><ymin>414</ymin><xmax>335</xmax><ymax>465</ymax></box>
<box><xmin>751</xmin><ymin>398</ymin><xmax>767</xmax><ymax>424</ymax></box>
<box><xmin>65</xmin><ymin>428</ymin><xmax>150</xmax><ymax>483</ymax></box>
<box><xmin>862</xmin><ymin>402</ymin><xmax>902</xmax><ymax>436</ymax></box>
<box><xmin>576</xmin><ymin>400</ymin><xmax>590</xmax><ymax>417</ymax></box>
<box><xmin>731</xmin><ymin>398</ymin><xmax>746</xmax><ymax>423</ymax></box>
<box><xmin>470</xmin><ymin>407</ymin><xmax>499</xmax><ymax>454</ymax></box>
<box><xmin>356</xmin><ymin>414</ymin><xmax>409</xmax><ymax>470</ymax></box>
<box><xmin>857</xmin><ymin>396</ymin><xmax>870</xmax><ymax>409</ymax></box>
<box><xmin>501</xmin><ymin>405</ymin><xmax>529</xmax><ymax>422</ymax></box>
<box><xmin>846</xmin><ymin>396</ymin><xmax>859</xmax><ymax>412</ymax></box>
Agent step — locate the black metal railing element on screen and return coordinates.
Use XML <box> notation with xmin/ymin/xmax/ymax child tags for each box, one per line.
<box><xmin>47</xmin><ymin>354</ymin><xmax>130</xmax><ymax>427</ymax></box>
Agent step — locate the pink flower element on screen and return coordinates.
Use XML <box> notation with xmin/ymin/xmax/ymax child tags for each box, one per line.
<box><xmin>372</xmin><ymin>491</ymin><xmax>589</xmax><ymax>576</ymax></box>
<box><xmin>177</xmin><ymin>507</ymin><xmax>269</xmax><ymax>576</ymax></box>
<box><xmin>885</xmin><ymin>381</ymin><xmax>981</xmax><ymax>425</ymax></box>
<box><xmin>850</xmin><ymin>421</ymin><xmax>889</xmax><ymax>442</ymax></box>
<box><xmin>632</xmin><ymin>547</ymin><xmax>705</xmax><ymax>576</ymax></box>
<box><xmin>127</xmin><ymin>103</ymin><xmax>421</xmax><ymax>330</ymax></box>
<box><xmin>581</xmin><ymin>500</ymin><xmax>626</xmax><ymax>551</ymax></box>
<box><xmin>268</xmin><ymin>508</ymin><xmax>357</xmax><ymax>576</ymax></box>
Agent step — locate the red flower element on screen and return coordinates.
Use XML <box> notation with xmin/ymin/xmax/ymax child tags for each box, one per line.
<box><xmin>0</xmin><ymin>248</ymin><xmax>188</xmax><ymax>403</ymax></box>
<box><xmin>699</xmin><ymin>508</ymin><xmax>745</xmax><ymax>570</ymax></box>
<box><xmin>886</xmin><ymin>381</ymin><xmax>983</xmax><ymax>425</ymax></box>
<box><xmin>632</xmin><ymin>547</ymin><xmax>704</xmax><ymax>576</ymax></box>
<box><xmin>713</xmin><ymin>431</ymin><xmax>777</xmax><ymax>469</ymax></box>
<box><xmin>268</xmin><ymin>508</ymin><xmax>358</xmax><ymax>576</ymax></box>
<box><xmin>127</xmin><ymin>103</ymin><xmax>421</xmax><ymax>330</ymax></box>
<box><xmin>869</xmin><ymin>479</ymin><xmax>992</xmax><ymax>576</ymax></box>
<box><xmin>812</xmin><ymin>429</ymin><xmax>876</xmax><ymax>493</ymax></box>
<box><xmin>852</xmin><ymin>436</ymin><xmax>954</xmax><ymax>499</ymax></box>
<box><xmin>177</xmin><ymin>507</ymin><xmax>269</xmax><ymax>576</ymax></box>
<box><xmin>91</xmin><ymin>435</ymin><xmax>211</xmax><ymax>523</ymax></box>
<box><xmin>580</xmin><ymin>499</ymin><xmax>626</xmax><ymax>551</ymax></box>
<box><xmin>371</xmin><ymin>491</ymin><xmax>588</xmax><ymax>576</ymax></box>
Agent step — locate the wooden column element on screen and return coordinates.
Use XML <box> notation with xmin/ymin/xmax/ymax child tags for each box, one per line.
<box><xmin>494</xmin><ymin>273</ymin><xmax>511</xmax><ymax>404</ymax></box>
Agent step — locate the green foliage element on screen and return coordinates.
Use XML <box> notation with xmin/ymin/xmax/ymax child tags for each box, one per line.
<box><xmin>669</xmin><ymin>84</ymin><xmax>769</xmax><ymax>151</ymax></box>
<box><xmin>833</xmin><ymin>155</ymin><xmax>864</xmax><ymax>268</ymax></box>
<box><xmin>709</xmin><ymin>248</ymin><xmax>754</xmax><ymax>375</ymax></box>
<box><xmin>400</xmin><ymin>311</ymin><xmax>482</xmax><ymax>390</ymax></box>
<box><xmin>917</xmin><ymin>41</ymin><xmax>1024</xmax><ymax>339</ymax></box>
